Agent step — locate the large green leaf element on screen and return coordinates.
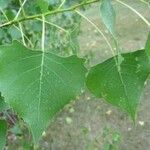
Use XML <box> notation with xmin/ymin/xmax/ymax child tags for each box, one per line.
<box><xmin>0</xmin><ymin>41</ymin><xmax>87</xmax><ymax>143</ymax></box>
<box><xmin>100</xmin><ymin>0</ymin><xmax>116</xmax><ymax>35</ymax></box>
<box><xmin>0</xmin><ymin>120</ymin><xmax>7</xmax><ymax>150</ymax></box>
<box><xmin>86</xmin><ymin>50</ymin><xmax>150</xmax><ymax>120</ymax></box>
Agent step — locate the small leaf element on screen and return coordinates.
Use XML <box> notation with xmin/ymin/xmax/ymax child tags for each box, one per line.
<box><xmin>0</xmin><ymin>41</ymin><xmax>87</xmax><ymax>143</ymax></box>
<box><xmin>145</xmin><ymin>32</ymin><xmax>150</xmax><ymax>58</ymax></box>
<box><xmin>0</xmin><ymin>120</ymin><xmax>7</xmax><ymax>150</ymax></box>
<box><xmin>86</xmin><ymin>50</ymin><xmax>150</xmax><ymax>120</ymax></box>
<box><xmin>100</xmin><ymin>0</ymin><xmax>116</xmax><ymax>35</ymax></box>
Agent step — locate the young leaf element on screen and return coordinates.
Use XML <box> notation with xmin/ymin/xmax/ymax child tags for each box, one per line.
<box><xmin>0</xmin><ymin>41</ymin><xmax>87</xmax><ymax>143</ymax></box>
<box><xmin>145</xmin><ymin>32</ymin><xmax>150</xmax><ymax>58</ymax></box>
<box><xmin>86</xmin><ymin>50</ymin><xmax>150</xmax><ymax>120</ymax></box>
<box><xmin>100</xmin><ymin>0</ymin><xmax>116</xmax><ymax>35</ymax></box>
<box><xmin>0</xmin><ymin>120</ymin><xmax>7</xmax><ymax>150</ymax></box>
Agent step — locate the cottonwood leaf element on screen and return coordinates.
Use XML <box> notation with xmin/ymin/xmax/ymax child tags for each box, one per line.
<box><xmin>0</xmin><ymin>120</ymin><xmax>7</xmax><ymax>150</ymax></box>
<box><xmin>145</xmin><ymin>32</ymin><xmax>150</xmax><ymax>58</ymax></box>
<box><xmin>86</xmin><ymin>50</ymin><xmax>150</xmax><ymax>120</ymax></box>
<box><xmin>100</xmin><ymin>0</ymin><xmax>116</xmax><ymax>35</ymax></box>
<box><xmin>0</xmin><ymin>41</ymin><xmax>87</xmax><ymax>143</ymax></box>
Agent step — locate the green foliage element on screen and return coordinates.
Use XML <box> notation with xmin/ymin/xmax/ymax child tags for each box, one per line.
<box><xmin>0</xmin><ymin>120</ymin><xmax>7</xmax><ymax>150</ymax></box>
<box><xmin>100</xmin><ymin>0</ymin><xmax>116</xmax><ymax>35</ymax></box>
<box><xmin>0</xmin><ymin>41</ymin><xmax>87</xmax><ymax>142</ymax></box>
<box><xmin>86</xmin><ymin>50</ymin><xmax>150</xmax><ymax>120</ymax></box>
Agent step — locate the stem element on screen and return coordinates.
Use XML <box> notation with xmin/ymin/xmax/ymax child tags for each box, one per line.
<box><xmin>75</xmin><ymin>10</ymin><xmax>115</xmax><ymax>57</ymax></box>
<box><xmin>139</xmin><ymin>0</ymin><xmax>149</xmax><ymax>5</ymax></box>
<box><xmin>41</xmin><ymin>15</ymin><xmax>45</xmax><ymax>51</ymax></box>
<box><xmin>19</xmin><ymin>0</ymin><xmax>27</xmax><ymax>17</ymax></box>
<box><xmin>19</xmin><ymin>23</ymin><xmax>26</xmax><ymax>46</ymax></box>
<box><xmin>58</xmin><ymin>0</ymin><xmax>66</xmax><ymax>9</ymax></box>
<box><xmin>36</xmin><ymin>18</ymin><xmax>68</xmax><ymax>33</ymax></box>
<box><xmin>115</xmin><ymin>0</ymin><xmax>150</xmax><ymax>28</ymax></box>
<box><xmin>14</xmin><ymin>0</ymin><xmax>28</xmax><ymax>20</ymax></box>
<box><xmin>0</xmin><ymin>0</ymin><xmax>100</xmax><ymax>28</ymax></box>
<box><xmin>0</xmin><ymin>8</ymin><xmax>34</xmax><ymax>47</ymax></box>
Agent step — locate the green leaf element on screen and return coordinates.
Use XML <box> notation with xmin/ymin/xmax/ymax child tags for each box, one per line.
<box><xmin>37</xmin><ymin>0</ymin><xmax>49</xmax><ymax>13</ymax></box>
<box><xmin>0</xmin><ymin>120</ymin><xmax>7</xmax><ymax>150</ymax></box>
<box><xmin>86</xmin><ymin>50</ymin><xmax>150</xmax><ymax>120</ymax></box>
<box><xmin>0</xmin><ymin>41</ymin><xmax>87</xmax><ymax>143</ymax></box>
<box><xmin>145</xmin><ymin>32</ymin><xmax>150</xmax><ymax>58</ymax></box>
<box><xmin>100</xmin><ymin>0</ymin><xmax>116</xmax><ymax>35</ymax></box>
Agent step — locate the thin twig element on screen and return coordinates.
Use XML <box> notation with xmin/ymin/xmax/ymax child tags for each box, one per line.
<box><xmin>139</xmin><ymin>0</ymin><xmax>149</xmax><ymax>5</ymax></box>
<box><xmin>14</xmin><ymin>0</ymin><xmax>28</xmax><ymax>20</ymax></box>
<box><xmin>36</xmin><ymin>18</ymin><xmax>68</xmax><ymax>33</ymax></box>
<box><xmin>0</xmin><ymin>9</ymin><xmax>34</xmax><ymax>47</ymax></box>
<box><xmin>58</xmin><ymin>0</ymin><xmax>66</xmax><ymax>9</ymax></box>
<box><xmin>19</xmin><ymin>23</ymin><xmax>26</xmax><ymax>46</ymax></box>
<box><xmin>0</xmin><ymin>0</ymin><xmax>99</xmax><ymax>28</ymax></box>
<box><xmin>115</xmin><ymin>0</ymin><xmax>150</xmax><ymax>28</ymax></box>
<box><xmin>19</xmin><ymin>0</ymin><xmax>26</xmax><ymax>17</ymax></box>
<box><xmin>15</xmin><ymin>0</ymin><xmax>27</xmax><ymax>45</ymax></box>
<box><xmin>41</xmin><ymin>15</ymin><xmax>45</xmax><ymax>51</ymax></box>
<box><xmin>75</xmin><ymin>10</ymin><xmax>115</xmax><ymax>56</ymax></box>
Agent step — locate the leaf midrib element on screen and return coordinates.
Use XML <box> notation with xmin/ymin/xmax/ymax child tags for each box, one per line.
<box><xmin>37</xmin><ymin>52</ymin><xmax>45</xmax><ymax>121</ymax></box>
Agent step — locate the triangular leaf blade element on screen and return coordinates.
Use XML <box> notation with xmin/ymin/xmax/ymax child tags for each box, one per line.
<box><xmin>0</xmin><ymin>41</ymin><xmax>87</xmax><ymax>143</ymax></box>
<box><xmin>86</xmin><ymin>50</ymin><xmax>150</xmax><ymax>119</ymax></box>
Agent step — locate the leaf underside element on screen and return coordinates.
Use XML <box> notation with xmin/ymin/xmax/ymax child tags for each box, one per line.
<box><xmin>0</xmin><ymin>41</ymin><xmax>87</xmax><ymax>143</ymax></box>
<box><xmin>86</xmin><ymin>50</ymin><xmax>150</xmax><ymax>120</ymax></box>
<box><xmin>100</xmin><ymin>0</ymin><xmax>116</xmax><ymax>35</ymax></box>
